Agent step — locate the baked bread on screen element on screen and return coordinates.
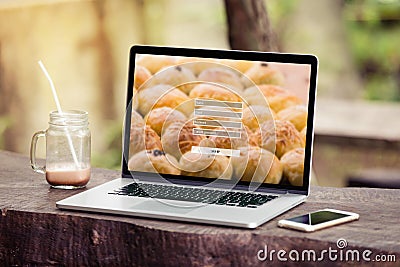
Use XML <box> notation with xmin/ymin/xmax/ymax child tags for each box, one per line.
<box><xmin>134</xmin><ymin>65</ymin><xmax>152</xmax><ymax>90</ymax></box>
<box><xmin>241</xmin><ymin>62</ymin><xmax>285</xmax><ymax>87</ymax></box>
<box><xmin>131</xmin><ymin>109</ymin><xmax>145</xmax><ymax>126</ymax></box>
<box><xmin>179</xmin><ymin>151</ymin><xmax>233</xmax><ymax>179</ymax></box>
<box><xmin>189</xmin><ymin>83</ymin><xmax>241</xmax><ymax>103</ymax></box>
<box><xmin>145</xmin><ymin>107</ymin><xmax>186</xmax><ymax>136</ymax></box>
<box><xmin>267</xmin><ymin>93</ymin><xmax>303</xmax><ymax>113</ymax></box>
<box><xmin>280</xmin><ymin>148</ymin><xmax>305</xmax><ymax>186</ymax></box>
<box><xmin>208</xmin><ymin>125</ymin><xmax>256</xmax><ymax>150</ymax></box>
<box><xmin>175</xmin><ymin>57</ymin><xmax>218</xmax><ymax>76</ymax></box>
<box><xmin>218</xmin><ymin>59</ymin><xmax>254</xmax><ymax>74</ymax></box>
<box><xmin>231</xmin><ymin>146</ymin><xmax>282</xmax><ymax>184</ymax></box>
<box><xmin>252</xmin><ymin>120</ymin><xmax>304</xmax><ymax>158</ymax></box>
<box><xmin>198</xmin><ymin>67</ymin><xmax>244</xmax><ymax>93</ymax></box>
<box><xmin>243</xmin><ymin>84</ymin><xmax>302</xmax><ymax>112</ymax></box>
<box><xmin>277</xmin><ymin>105</ymin><xmax>308</xmax><ymax>131</ymax></box>
<box><xmin>128</xmin><ymin>150</ymin><xmax>180</xmax><ymax>175</ymax></box>
<box><xmin>244</xmin><ymin>84</ymin><xmax>288</xmax><ymax>102</ymax></box>
<box><xmin>161</xmin><ymin>121</ymin><xmax>205</xmax><ymax>160</ymax></box>
<box><xmin>150</xmin><ymin>65</ymin><xmax>196</xmax><ymax>94</ymax></box>
<box><xmin>137</xmin><ymin>55</ymin><xmax>176</xmax><ymax>74</ymax></box>
<box><xmin>130</xmin><ymin>53</ymin><xmax>310</xmax><ymax>186</ymax></box>
<box><xmin>137</xmin><ymin>84</ymin><xmax>192</xmax><ymax>116</ymax></box>
<box><xmin>129</xmin><ymin>124</ymin><xmax>162</xmax><ymax>157</ymax></box>
<box><xmin>300</xmin><ymin>126</ymin><xmax>307</xmax><ymax>143</ymax></box>
<box><xmin>242</xmin><ymin>105</ymin><xmax>275</xmax><ymax>130</ymax></box>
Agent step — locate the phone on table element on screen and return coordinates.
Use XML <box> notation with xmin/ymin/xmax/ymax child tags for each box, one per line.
<box><xmin>278</xmin><ymin>208</ymin><xmax>359</xmax><ymax>232</ymax></box>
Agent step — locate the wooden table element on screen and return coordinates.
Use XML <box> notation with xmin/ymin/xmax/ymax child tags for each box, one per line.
<box><xmin>0</xmin><ymin>150</ymin><xmax>399</xmax><ymax>266</ymax></box>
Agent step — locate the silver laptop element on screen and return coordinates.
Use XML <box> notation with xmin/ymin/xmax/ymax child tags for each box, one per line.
<box><xmin>57</xmin><ymin>45</ymin><xmax>318</xmax><ymax>228</ymax></box>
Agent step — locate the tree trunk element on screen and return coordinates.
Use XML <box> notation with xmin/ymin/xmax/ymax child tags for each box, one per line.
<box><xmin>224</xmin><ymin>0</ymin><xmax>277</xmax><ymax>51</ymax></box>
<box><xmin>93</xmin><ymin>0</ymin><xmax>116</xmax><ymax>120</ymax></box>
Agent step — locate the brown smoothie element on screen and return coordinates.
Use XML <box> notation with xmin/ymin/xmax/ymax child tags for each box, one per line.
<box><xmin>46</xmin><ymin>167</ymin><xmax>91</xmax><ymax>187</ymax></box>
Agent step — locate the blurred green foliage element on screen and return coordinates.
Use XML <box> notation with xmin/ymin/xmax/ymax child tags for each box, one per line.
<box><xmin>266</xmin><ymin>0</ymin><xmax>297</xmax><ymax>42</ymax></box>
<box><xmin>344</xmin><ymin>0</ymin><xmax>400</xmax><ymax>101</ymax></box>
<box><xmin>268</xmin><ymin>0</ymin><xmax>297</xmax><ymax>24</ymax></box>
<box><xmin>269</xmin><ymin>0</ymin><xmax>400</xmax><ymax>101</ymax></box>
<box><xmin>92</xmin><ymin>120</ymin><xmax>122</xmax><ymax>170</ymax></box>
<box><xmin>0</xmin><ymin>116</ymin><xmax>12</xmax><ymax>149</ymax></box>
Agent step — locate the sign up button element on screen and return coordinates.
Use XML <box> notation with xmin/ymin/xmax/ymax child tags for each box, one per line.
<box><xmin>191</xmin><ymin>146</ymin><xmax>240</xmax><ymax>157</ymax></box>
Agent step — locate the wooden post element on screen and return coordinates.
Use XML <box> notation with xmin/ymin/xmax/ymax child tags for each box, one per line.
<box><xmin>224</xmin><ymin>0</ymin><xmax>277</xmax><ymax>51</ymax></box>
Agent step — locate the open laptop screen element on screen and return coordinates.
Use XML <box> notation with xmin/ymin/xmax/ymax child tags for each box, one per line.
<box><xmin>124</xmin><ymin>46</ymin><xmax>317</xmax><ymax>192</ymax></box>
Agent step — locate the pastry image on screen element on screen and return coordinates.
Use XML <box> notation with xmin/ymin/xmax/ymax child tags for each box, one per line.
<box><xmin>129</xmin><ymin>54</ymin><xmax>310</xmax><ymax>187</ymax></box>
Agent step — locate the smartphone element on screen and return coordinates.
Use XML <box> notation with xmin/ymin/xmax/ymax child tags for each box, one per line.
<box><xmin>278</xmin><ymin>209</ymin><xmax>359</xmax><ymax>232</ymax></box>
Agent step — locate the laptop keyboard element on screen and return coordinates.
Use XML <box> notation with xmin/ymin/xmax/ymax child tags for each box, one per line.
<box><xmin>108</xmin><ymin>182</ymin><xmax>278</xmax><ymax>208</ymax></box>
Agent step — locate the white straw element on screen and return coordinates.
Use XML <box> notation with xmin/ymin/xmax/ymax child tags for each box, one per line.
<box><xmin>38</xmin><ymin>60</ymin><xmax>80</xmax><ymax>168</ymax></box>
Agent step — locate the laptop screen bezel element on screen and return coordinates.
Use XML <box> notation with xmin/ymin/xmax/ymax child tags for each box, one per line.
<box><xmin>122</xmin><ymin>45</ymin><xmax>318</xmax><ymax>195</ymax></box>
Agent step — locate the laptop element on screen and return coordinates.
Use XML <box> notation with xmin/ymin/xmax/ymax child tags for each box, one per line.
<box><xmin>57</xmin><ymin>45</ymin><xmax>318</xmax><ymax>228</ymax></box>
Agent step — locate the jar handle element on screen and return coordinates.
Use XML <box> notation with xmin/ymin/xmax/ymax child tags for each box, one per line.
<box><xmin>30</xmin><ymin>130</ymin><xmax>46</xmax><ymax>174</ymax></box>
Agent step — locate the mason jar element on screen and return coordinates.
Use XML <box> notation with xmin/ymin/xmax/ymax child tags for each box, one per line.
<box><xmin>30</xmin><ymin>110</ymin><xmax>91</xmax><ymax>189</ymax></box>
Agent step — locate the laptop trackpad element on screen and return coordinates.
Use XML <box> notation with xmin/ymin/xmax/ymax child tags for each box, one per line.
<box><xmin>131</xmin><ymin>200</ymin><xmax>196</xmax><ymax>214</ymax></box>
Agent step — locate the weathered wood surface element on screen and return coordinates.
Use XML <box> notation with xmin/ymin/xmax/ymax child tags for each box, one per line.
<box><xmin>0</xmin><ymin>150</ymin><xmax>399</xmax><ymax>266</ymax></box>
<box><xmin>315</xmin><ymin>99</ymin><xmax>400</xmax><ymax>143</ymax></box>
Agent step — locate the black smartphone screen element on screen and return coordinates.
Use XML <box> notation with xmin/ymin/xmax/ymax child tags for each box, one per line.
<box><xmin>287</xmin><ymin>211</ymin><xmax>350</xmax><ymax>225</ymax></box>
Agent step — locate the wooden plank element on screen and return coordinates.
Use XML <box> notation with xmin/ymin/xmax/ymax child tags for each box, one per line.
<box><xmin>347</xmin><ymin>168</ymin><xmax>400</xmax><ymax>188</ymax></box>
<box><xmin>315</xmin><ymin>99</ymin><xmax>400</xmax><ymax>142</ymax></box>
<box><xmin>0</xmin><ymin>150</ymin><xmax>399</xmax><ymax>266</ymax></box>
